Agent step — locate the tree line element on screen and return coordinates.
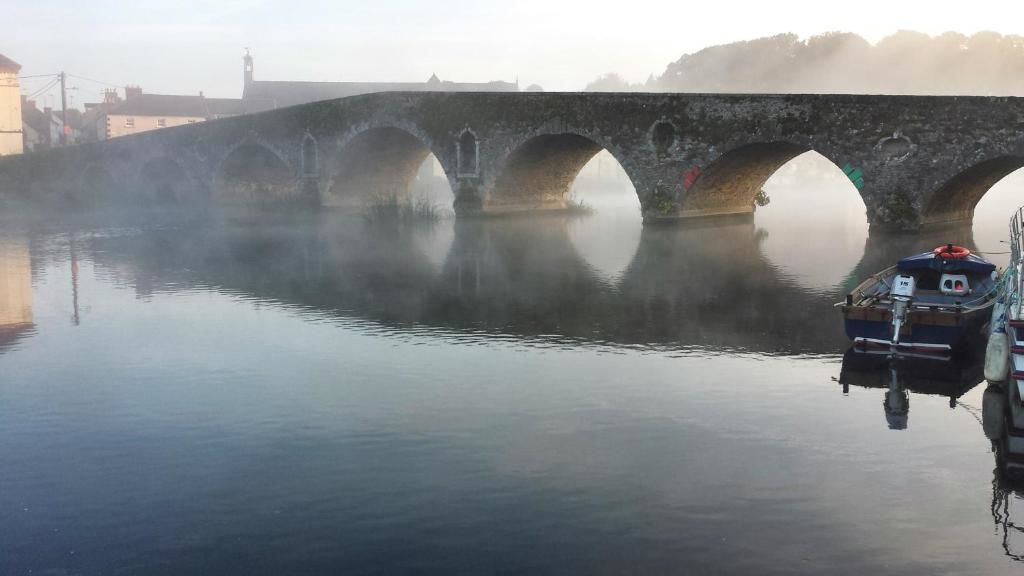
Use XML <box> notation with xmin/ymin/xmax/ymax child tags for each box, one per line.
<box><xmin>585</xmin><ymin>31</ymin><xmax>1024</xmax><ymax>95</ymax></box>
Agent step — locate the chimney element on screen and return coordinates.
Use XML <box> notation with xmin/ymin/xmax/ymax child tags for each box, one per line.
<box><xmin>125</xmin><ymin>85</ymin><xmax>143</xmax><ymax>100</ymax></box>
<box><xmin>103</xmin><ymin>88</ymin><xmax>120</xmax><ymax>105</ymax></box>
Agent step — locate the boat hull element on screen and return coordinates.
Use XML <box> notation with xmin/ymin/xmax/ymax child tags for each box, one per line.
<box><xmin>843</xmin><ymin>305</ymin><xmax>992</xmax><ymax>350</ymax></box>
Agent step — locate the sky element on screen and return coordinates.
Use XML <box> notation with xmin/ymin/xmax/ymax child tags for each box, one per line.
<box><xmin>6</xmin><ymin>0</ymin><xmax>1024</xmax><ymax>105</ymax></box>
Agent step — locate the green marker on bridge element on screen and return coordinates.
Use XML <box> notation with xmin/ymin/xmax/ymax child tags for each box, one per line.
<box><xmin>842</xmin><ymin>164</ymin><xmax>865</xmax><ymax>189</ymax></box>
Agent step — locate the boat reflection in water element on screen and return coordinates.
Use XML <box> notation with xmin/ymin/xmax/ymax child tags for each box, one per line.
<box><xmin>841</xmin><ymin>344</ymin><xmax>1024</xmax><ymax>562</ymax></box>
<box><xmin>983</xmin><ymin>381</ymin><xmax>1024</xmax><ymax>562</ymax></box>
<box><xmin>838</xmin><ymin>344</ymin><xmax>986</xmax><ymax>430</ymax></box>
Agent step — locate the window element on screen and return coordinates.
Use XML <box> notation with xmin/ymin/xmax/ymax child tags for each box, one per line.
<box><xmin>157</xmin><ymin>118</ymin><xmax>166</xmax><ymax>127</ymax></box>
<box><xmin>125</xmin><ymin>118</ymin><xmax>135</xmax><ymax>128</ymax></box>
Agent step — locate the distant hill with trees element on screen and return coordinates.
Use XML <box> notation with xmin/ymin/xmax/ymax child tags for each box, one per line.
<box><xmin>585</xmin><ymin>31</ymin><xmax>1024</xmax><ymax>95</ymax></box>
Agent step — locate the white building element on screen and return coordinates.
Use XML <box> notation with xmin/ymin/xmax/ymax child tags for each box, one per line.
<box><xmin>0</xmin><ymin>54</ymin><xmax>23</xmax><ymax>156</ymax></box>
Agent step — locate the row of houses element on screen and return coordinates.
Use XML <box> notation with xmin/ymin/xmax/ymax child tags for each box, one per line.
<box><xmin>0</xmin><ymin>51</ymin><xmax>519</xmax><ymax>156</ymax></box>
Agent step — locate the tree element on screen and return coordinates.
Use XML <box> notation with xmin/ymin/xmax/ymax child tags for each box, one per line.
<box><xmin>584</xmin><ymin>73</ymin><xmax>636</xmax><ymax>92</ymax></box>
<box><xmin>647</xmin><ymin>31</ymin><xmax>1024</xmax><ymax>96</ymax></box>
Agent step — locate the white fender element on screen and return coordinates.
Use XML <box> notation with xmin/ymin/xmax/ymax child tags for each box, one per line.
<box><xmin>982</xmin><ymin>386</ymin><xmax>1007</xmax><ymax>441</ymax></box>
<box><xmin>986</xmin><ymin>300</ymin><xmax>1010</xmax><ymax>383</ymax></box>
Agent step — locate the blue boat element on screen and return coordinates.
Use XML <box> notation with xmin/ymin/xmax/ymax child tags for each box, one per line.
<box><xmin>841</xmin><ymin>245</ymin><xmax>999</xmax><ymax>353</ymax></box>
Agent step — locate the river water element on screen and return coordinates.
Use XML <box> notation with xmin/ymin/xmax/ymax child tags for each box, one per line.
<box><xmin>1</xmin><ymin>157</ymin><xmax>1023</xmax><ymax>574</ymax></box>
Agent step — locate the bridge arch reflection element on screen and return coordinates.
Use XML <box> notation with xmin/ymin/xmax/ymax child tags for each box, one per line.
<box><xmin>76</xmin><ymin>215</ymin><xmax>861</xmax><ymax>355</ymax></box>
<box><xmin>753</xmin><ymin>151</ymin><xmax>869</xmax><ymax>295</ymax></box>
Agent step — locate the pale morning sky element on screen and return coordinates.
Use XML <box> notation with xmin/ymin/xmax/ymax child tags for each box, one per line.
<box><xmin>6</xmin><ymin>0</ymin><xmax>1024</xmax><ymax>106</ymax></box>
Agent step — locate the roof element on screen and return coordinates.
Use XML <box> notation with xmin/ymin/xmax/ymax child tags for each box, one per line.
<box><xmin>21</xmin><ymin>106</ymin><xmax>49</xmax><ymax>134</ymax></box>
<box><xmin>105</xmin><ymin>93</ymin><xmax>244</xmax><ymax>118</ymax></box>
<box><xmin>242</xmin><ymin>79</ymin><xmax>519</xmax><ymax>112</ymax></box>
<box><xmin>0</xmin><ymin>54</ymin><xmax>21</xmax><ymax>73</ymax></box>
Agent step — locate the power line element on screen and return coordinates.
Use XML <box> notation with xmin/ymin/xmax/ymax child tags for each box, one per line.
<box><xmin>19</xmin><ymin>75</ymin><xmax>60</xmax><ymax>86</ymax></box>
<box><xmin>66</xmin><ymin>73</ymin><xmax>122</xmax><ymax>88</ymax></box>
<box><xmin>18</xmin><ymin>72</ymin><xmax>124</xmax><ymax>87</ymax></box>
<box><xmin>28</xmin><ymin>78</ymin><xmax>58</xmax><ymax>97</ymax></box>
<box><xmin>26</xmin><ymin>77</ymin><xmax>60</xmax><ymax>100</ymax></box>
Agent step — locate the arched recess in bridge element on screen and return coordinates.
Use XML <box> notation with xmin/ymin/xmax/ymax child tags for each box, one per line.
<box><xmin>138</xmin><ymin>157</ymin><xmax>193</xmax><ymax>206</ymax></box>
<box><xmin>936</xmin><ymin>157</ymin><xmax>1024</xmax><ymax>268</ymax></box>
<box><xmin>683</xmin><ymin>142</ymin><xmax>868</xmax><ymax>294</ymax></box>
<box><xmin>488</xmin><ymin>133</ymin><xmax>641</xmax><ymax>214</ymax></box>
<box><xmin>922</xmin><ymin>156</ymin><xmax>1024</xmax><ymax>227</ymax></box>
<box><xmin>680</xmin><ymin>142</ymin><xmax>813</xmax><ymax>217</ymax></box>
<box><xmin>213</xmin><ymin>143</ymin><xmax>296</xmax><ymax>206</ymax></box>
<box><xmin>324</xmin><ymin>127</ymin><xmax>452</xmax><ymax>210</ymax></box>
<box><xmin>75</xmin><ymin>164</ymin><xmax>119</xmax><ymax>208</ymax></box>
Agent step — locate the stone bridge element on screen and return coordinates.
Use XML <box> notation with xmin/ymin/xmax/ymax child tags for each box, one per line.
<box><xmin>1</xmin><ymin>92</ymin><xmax>1023</xmax><ymax>229</ymax></box>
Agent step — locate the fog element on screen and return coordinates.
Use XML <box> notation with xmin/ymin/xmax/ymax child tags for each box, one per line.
<box><xmin>5</xmin><ymin>5</ymin><xmax>1024</xmax><ymax>574</ymax></box>
<box><xmin>588</xmin><ymin>31</ymin><xmax>1024</xmax><ymax>95</ymax></box>
<box><xmin>7</xmin><ymin>0</ymin><xmax>1024</xmax><ymax>98</ymax></box>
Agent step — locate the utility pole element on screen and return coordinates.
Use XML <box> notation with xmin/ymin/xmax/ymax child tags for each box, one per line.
<box><xmin>59</xmin><ymin>72</ymin><xmax>68</xmax><ymax>146</ymax></box>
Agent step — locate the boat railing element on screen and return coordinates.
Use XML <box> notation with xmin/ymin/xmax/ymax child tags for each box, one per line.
<box><xmin>1010</xmin><ymin>206</ymin><xmax>1024</xmax><ymax>319</ymax></box>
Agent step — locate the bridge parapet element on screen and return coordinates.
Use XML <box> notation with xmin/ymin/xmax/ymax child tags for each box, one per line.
<box><xmin>1</xmin><ymin>92</ymin><xmax>1023</xmax><ymax>230</ymax></box>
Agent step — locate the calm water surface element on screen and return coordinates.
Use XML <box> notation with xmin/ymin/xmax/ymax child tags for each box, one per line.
<box><xmin>2</xmin><ymin>167</ymin><xmax>1023</xmax><ymax>574</ymax></box>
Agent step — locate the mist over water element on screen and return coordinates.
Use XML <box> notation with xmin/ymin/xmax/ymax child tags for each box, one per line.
<box><xmin>1</xmin><ymin>154</ymin><xmax>1023</xmax><ymax>574</ymax></box>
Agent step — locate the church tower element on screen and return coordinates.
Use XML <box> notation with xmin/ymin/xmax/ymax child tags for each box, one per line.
<box><xmin>243</xmin><ymin>49</ymin><xmax>254</xmax><ymax>92</ymax></box>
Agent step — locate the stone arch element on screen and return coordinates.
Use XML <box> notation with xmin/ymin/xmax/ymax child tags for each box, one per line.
<box><xmin>457</xmin><ymin>129</ymin><xmax>479</xmax><ymax>177</ymax></box>
<box><xmin>302</xmin><ymin>133</ymin><xmax>319</xmax><ymax>178</ymax></box>
<box><xmin>137</xmin><ymin>156</ymin><xmax>194</xmax><ymax>206</ymax></box>
<box><xmin>680</xmin><ymin>142</ymin><xmax>855</xmax><ymax>217</ymax></box>
<box><xmin>325</xmin><ymin>126</ymin><xmax>446</xmax><ymax>208</ymax></box>
<box><xmin>75</xmin><ymin>163</ymin><xmax>119</xmax><ymax>208</ymax></box>
<box><xmin>212</xmin><ymin>143</ymin><xmax>297</xmax><ymax>206</ymax></box>
<box><xmin>921</xmin><ymin>156</ymin><xmax>1024</xmax><ymax>226</ymax></box>
<box><xmin>489</xmin><ymin>132</ymin><xmax>641</xmax><ymax>212</ymax></box>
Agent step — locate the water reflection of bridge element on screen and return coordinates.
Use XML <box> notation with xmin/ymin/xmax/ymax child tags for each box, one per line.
<box><xmin>9</xmin><ymin>216</ymin><xmax>1024</xmax><ymax>563</ymax></box>
<box><xmin>57</xmin><ymin>216</ymin><xmax>988</xmax><ymax>356</ymax></box>
<box><xmin>14</xmin><ymin>212</ymin><xmax>988</xmax><ymax>356</ymax></box>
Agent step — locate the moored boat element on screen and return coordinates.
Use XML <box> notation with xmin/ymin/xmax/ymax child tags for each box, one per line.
<box><xmin>841</xmin><ymin>244</ymin><xmax>998</xmax><ymax>353</ymax></box>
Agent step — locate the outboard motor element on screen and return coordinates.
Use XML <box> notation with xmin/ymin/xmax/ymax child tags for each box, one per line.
<box><xmin>890</xmin><ymin>274</ymin><xmax>916</xmax><ymax>344</ymax></box>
